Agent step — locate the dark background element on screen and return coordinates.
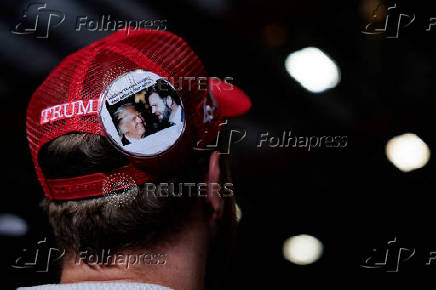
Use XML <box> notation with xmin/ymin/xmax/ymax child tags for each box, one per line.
<box><xmin>1</xmin><ymin>0</ymin><xmax>436</xmax><ymax>288</ymax></box>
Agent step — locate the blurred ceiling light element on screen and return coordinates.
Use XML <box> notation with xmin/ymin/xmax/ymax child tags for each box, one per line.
<box><xmin>283</xmin><ymin>234</ymin><xmax>323</xmax><ymax>265</ymax></box>
<box><xmin>285</xmin><ymin>47</ymin><xmax>340</xmax><ymax>93</ymax></box>
<box><xmin>235</xmin><ymin>203</ymin><xmax>242</xmax><ymax>223</ymax></box>
<box><xmin>0</xmin><ymin>213</ymin><xmax>27</xmax><ymax>237</ymax></box>
<box><xmin>386</xmin><ymin>133</ymin><xmax>430</xmax><ymax>172</ymax></box>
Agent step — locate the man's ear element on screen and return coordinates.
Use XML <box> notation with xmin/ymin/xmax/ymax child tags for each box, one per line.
<box><xmin>206</xmin><ymin>151</ymin><xmax>224</xmax><ymax>224</ymax></box>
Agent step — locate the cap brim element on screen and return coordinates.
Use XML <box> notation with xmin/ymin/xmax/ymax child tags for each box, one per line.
<box><xmin>209</xmin><ymin>78</ymin><xmax>251</xmax><ymax>118</ymax></box>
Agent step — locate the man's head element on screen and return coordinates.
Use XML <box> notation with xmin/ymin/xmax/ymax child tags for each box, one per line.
<box><xmin>38</xmin><ymin>132</ymin><xmax>237</xmax><ymax>289</ymax></box>
<box><xmin>148</xmin><ymin>93</ymin><xmax>175</xmax><ymax>122</ymax></box>
<box><xmin>113</xmin><ymin>104</ymin><xmax>146</xmax><ymax>140</ymax></box>
<box><xmin>27</xmin><ymin>29</ymin><xmax>251</xmax><ymax>289</ymax></box>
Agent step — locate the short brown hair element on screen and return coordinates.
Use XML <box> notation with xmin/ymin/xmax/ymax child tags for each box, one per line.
<box><xmin>38</xmin><ymin>133</ymin><xmax>221</xmax><ymax>261</ymax></box>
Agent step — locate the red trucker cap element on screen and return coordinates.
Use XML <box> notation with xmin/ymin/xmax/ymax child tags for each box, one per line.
<box><xmin>26</xmin><ymin>29</ymin><xmax>251</xmax><ymax>200</ymax></box>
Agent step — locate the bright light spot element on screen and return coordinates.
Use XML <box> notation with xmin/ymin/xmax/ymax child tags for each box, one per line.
<box><xmin>285</xmin><ymin>47</ymin><xmax>340</xmax><ymax>93</ymax></box>
<box><xmin>386</xmin><ymin>133</ymin><xmax>430</xmax><ymax>172</ymax></box>
<box><xmin>283</xmin><ymin>234</ymin><xmax>323</xmax><ymax>265</ymax></box>
<box><xmin>0</xmin><ymin>213</ymin><xmax>27</xmax><ymax>237</ymax></box>
<box><xmin>235</xmin><ymin>203</ymin><xmax>242</xmax><ymax>223</ymax></box>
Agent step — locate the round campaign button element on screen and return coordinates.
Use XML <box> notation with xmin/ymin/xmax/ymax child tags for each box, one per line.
<box><xmin>99</xmin><ymin>70</ymin><xmax>185</xmax><ymax>157</ymax></box>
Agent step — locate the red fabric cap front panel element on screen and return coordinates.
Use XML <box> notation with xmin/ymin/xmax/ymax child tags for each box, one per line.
<box><xmin>26</xmin><ymin>30</ymin><xmax>209</xmax><ymax>199</ymax></box>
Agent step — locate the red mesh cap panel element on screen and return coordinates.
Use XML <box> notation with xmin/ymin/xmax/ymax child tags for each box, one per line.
<box><xmin>26</xmin><ymin>29</ymin><xmax>241</xmax><ymax>200</ymax></box>
<box><xmin>26</xmin><ymin>30</ymin><xmax>210</xmax><ymax>199</ymax></box>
